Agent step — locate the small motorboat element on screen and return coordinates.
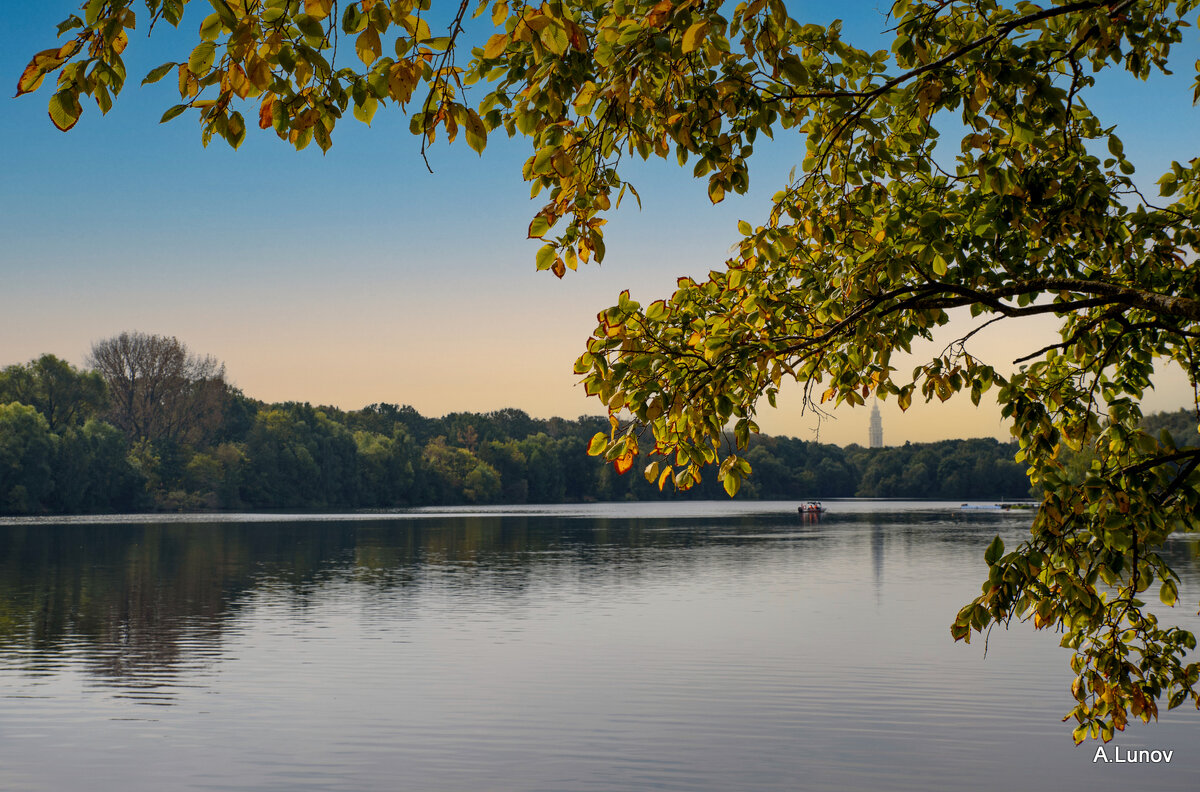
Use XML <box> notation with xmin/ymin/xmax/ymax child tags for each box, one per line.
<box><xmin>798</xmin><ymin>501</ymin><xmax>826</xmax><ymax>515</ymax></box>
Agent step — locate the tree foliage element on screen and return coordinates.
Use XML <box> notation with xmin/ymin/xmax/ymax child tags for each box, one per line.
<box><xmin>0</xmin><ymin>355</ymin><xmax>107</xmax><ymax>432</ymax></box>
<box><xmin>19</xmin><ymin>0</ymin><xmax>1200</xmax><ymax>738</ymax></box>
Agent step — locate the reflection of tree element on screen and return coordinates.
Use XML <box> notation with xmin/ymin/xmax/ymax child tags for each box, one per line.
<box><xmin>0</xmin><ymin>522</ymin><xmax>356</xmax><ymax>684</ymax></box>
<box><xmin>9</xmin><ymin>514</ymin><xmax>1186</xmax><ymax>692</ymax></box>
<box><xmin>2</xmin><ymin>515</ymin><xmax>798</xmax><ymax>686</ymax></box>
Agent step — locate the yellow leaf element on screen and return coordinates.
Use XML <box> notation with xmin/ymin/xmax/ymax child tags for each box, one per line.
<box><xmin>483</xmin><ymin>33</ymin><xmax>508</xmax><ymax>60</ymax></box>
<box><xmin>541</xmin><ymin>23</ymin><xmax>569</xmax><ymax>55</ymax></box>
<box><xmin>492</xmin><ymin>1</ymin><xmax>509</xmax><ymax>26</ymax></box>
<box><xmin>401</xmin><ymin>14</ymin><xmax>431</xmax><ymax>41</ymax></box>
<box><xmin>247</xmin><ymin>57</ymin><xmax>272</xmax><ymax>90</ymax></box>
<box><xmin>304</xmin><ymin>0</ymin><xmax>332</xmax><ymax>20</ymax></box>
<box><xmin>587</xmin><ymin>432</ymin><xmax>608</xmax><ymax>456</ymax></box>
<box><xmin>681</xmin><ymin>21</ymin><xmax>708</xmax><ymax>53</ymax></box>
<box><xmin>722</xmin><ymin>471</ymin><xmax>740</xmax><ymax>497</ymax></box>
<box><xmin>356</xmin><ymin>27</ymin><xmax>381</xmax><ymax>66</ymax></box>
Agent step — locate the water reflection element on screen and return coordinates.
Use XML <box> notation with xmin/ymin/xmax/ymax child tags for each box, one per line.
<box><xmin>0</xmin><ymin>504</ymin><xmax>1197</xmax><ymax>792</ymax></box>
<box><xmin>3</xmin><ymin>508</ymin><xmax>1197</xmax><ymax>690</ymax></box>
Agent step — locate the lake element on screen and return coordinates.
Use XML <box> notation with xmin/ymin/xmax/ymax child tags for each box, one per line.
<box><xmin>0</xmin><ymin>501</ymin><xmax>1197</xmax><ymax>791</ymax></box>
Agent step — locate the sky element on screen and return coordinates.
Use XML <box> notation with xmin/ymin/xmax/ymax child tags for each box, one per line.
<box><xmin>2</xmin><ymin>2</ymin><xmax>1198</xmax><ymax>447</ymax></box>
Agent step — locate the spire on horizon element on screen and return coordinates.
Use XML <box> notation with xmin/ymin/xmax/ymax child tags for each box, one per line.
<box><xmin>869</xmin><ymin>400</ymin><xmax>883</xmax><ymax>448</ymax></box>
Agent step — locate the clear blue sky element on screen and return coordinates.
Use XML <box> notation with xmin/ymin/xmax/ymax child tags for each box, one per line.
<box><xmin>2</xmin><ymin>2</ymin><xmax>1196</xmax><ymax>445</ymax></box>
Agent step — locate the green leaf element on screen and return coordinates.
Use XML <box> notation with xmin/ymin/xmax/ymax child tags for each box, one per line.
<box><xmin>47</xmin><ymin>90</ymin><xmax>82</xmax><ymax>131</ymax></box>
<box><xmin>208</xmin><ymin>0</ymin><xmax>238</xmax><ymax>28</ymax></box>
<box><xmin>984</xmin><ymin>535</ymin><xmax>1004</xmax><ymax>566</ymax></box>
<box><xmin>586</xmin><ymin>432</ymin><xmax>608</xmax><ymax>456</ymax></box>
<box><xmin>160</xmin><ymin>103</ymin><xmax>188</xmax><ymax>123</ymax></box>
<box><xmin>85</xmin><ymin>0</ymin><xmax>105</xmax><ymax>26</ymax></box>
<box><xmin>528</xmin><ymin>216</ymin><xmax>551</xmax><ymax>238</ymax></box>
<box><xmin>188</xmin><ymin>42</ymin><xmax>216</xmax><ymax>75</ymax></box>
<box><xmin>142</xmin><ymin>62</ymin><xmax>177</xmax><ymax>86</ymax></box>
<box><xmin>462</xmin><ymin>109</ymin><xmax>487</xmax><ymax>154</ymax></box>
<box><xmin>1160</xmin><ymin>579</ymin><xmax>1178</xmax><ymax>607</ymax></box>
<box><xmin>199</xmin><ymin>13</ymin><xmax>223</xmax><ymax>42</ymax></box>
<box><xmin>353</xmin><ymin>95</ymin><xmax>378</xmax><ymax>125</ymax></box>
<box><xmin>295</xmin><ymin>14</ymin><xmax>326</xmax><ymax>41</ymax></box>
<box><xmin>535</xmin><ymin>244</ymin><xmax>557</xmax><ymax>271</ymax></box>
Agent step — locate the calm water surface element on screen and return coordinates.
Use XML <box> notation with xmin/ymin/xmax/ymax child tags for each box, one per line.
<box><xmin>0</xmin><ymin>501</ymin><xmax>1197</xmax><ymax>791</ymax></box>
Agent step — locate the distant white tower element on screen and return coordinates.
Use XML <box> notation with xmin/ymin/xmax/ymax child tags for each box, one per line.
<box><xmin>868</xmin><ymin>400</ymin><xmax>884</xmax><ymax>448</ymax></box>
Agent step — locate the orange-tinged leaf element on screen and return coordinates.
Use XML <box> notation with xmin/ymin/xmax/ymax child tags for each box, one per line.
<box><xmin>224</xmin><ymin>63</ymin><xmax>251</xmax><ymax>97</ymax></box>
<box><xmin>388</xmin><ymin>61</ymin><xmax>418</xmax><ymax>103</ymax></box>
<box><xmin>247</xmin><ymin>56</ymin><xmax>272</xmax><ymax>90</ymax></box>
<box><xmin>111</xmin><ymin>28</ymin><xmax>129</xmax><ymax>54</ymax></box>
<box><xmin>17</xmin><ymin>62</ymin><xmax>49</xmax><ymax>96</ymax></box>
<box><xmin>551</xmin><ymin>258</ymin><xmax>566</xmax><ymax>278</ymax></box>
<box><xmin>657</xmin><ymin>466</ymin><xmax>672</xmax><ymax>490</ymax></box>
<box><xmin>258</xmin><ymin>93</ymin><xmax>276</xmax><ymax>129</ymax></box>
<box><xmin>16</xmin><ymin>49</ymin><xmax>67</xmax><ymax>96</ymax></box>
<box><xmin>56</xmin><ymin>41</ymin><xmax>82</xmax><ymax>60</ymax></box>
<box><xmin>178</xmin><ymin>64</ymin><xmax>200</xmax><ymax>98</ymax></box>
<box><xmin>614</xmin><ymin>452</ymin><xmax>634</xmax><ymax>475</ymax></box>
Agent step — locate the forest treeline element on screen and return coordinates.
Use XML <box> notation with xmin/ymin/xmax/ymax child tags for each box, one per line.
<box><xmin>1</xmin><ymin>334</ymin><xmax>1141</xmax><ymax>515</ymax></box>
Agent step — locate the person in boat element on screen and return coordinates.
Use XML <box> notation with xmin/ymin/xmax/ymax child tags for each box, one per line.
<box><xmin>798</xmin><ymin>501</ymin><xmax>824</xmax><ymax>514</ymax></box>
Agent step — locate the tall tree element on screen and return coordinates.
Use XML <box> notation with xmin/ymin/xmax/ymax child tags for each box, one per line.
<box><xmin>88</xmin><ymin>332</ymin><xmax>228</xmax><ymax>446</ymax></box>
<box><xmin>19</xmin><ymin>0</ymin><xmax>1200</xmax><ymax>740</ymax></box>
